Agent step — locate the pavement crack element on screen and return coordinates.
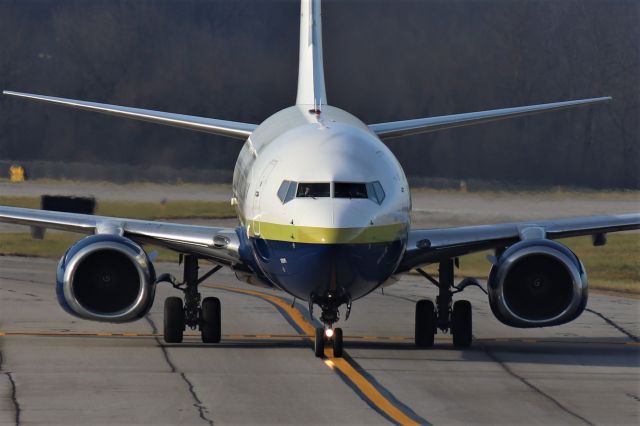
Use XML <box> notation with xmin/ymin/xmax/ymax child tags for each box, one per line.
<box><xmin>144</xmin><ymin>316</ymin><xmax>177</xmax><ymax>373</ymax></box>
<box><xmin>5</xmin><ymin>373</ymin><xmax>21</xmax><ymax>426</ymax></box>
<box><xmin>585</xmin><ymin>308</ymin><xmax>639</xmax><ymax>342</ymax></box>
<box><xmin>0</xmin><ymin>275</ymin><xmax>48</xmax><ymax>286</ymax></box>
<box><xmin>144</xmin><ymin>315</ymin><xmax>214</xmax><ymax>425</ymax></box>
<box><xmin>381</xmin><ymin>292</ymin><xmax>417</xmax><ymax>304</ymax></box>
<box><xmin>180</xmin><ymin>372</ymin><xmax>214</xmax><ymax>426</ymax></box>
<box><xmin>625</xmin><ymin>392</ymin><xmax>640</xmax><ymax>403</ymax></box>
<box><xmin>478</xmin><ymin>342</ymin><xmax>595</xmax><ymax>426</ymax></box>
<box><xmin>0</xmin><ymin>352</ymin><xmax>21</xmax><ymax>426</ymax></box>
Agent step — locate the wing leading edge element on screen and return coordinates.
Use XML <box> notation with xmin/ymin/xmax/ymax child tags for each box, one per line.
<box><xmin>2</xmin><ymin>91</ymin><xmax>257</xmax><ymax>140</ymax></box>
<box><xmin>369</xmin><ymin>97</ymin><xmax>611</xmax><ymax>139</ymax></box>
<box><xmin>0</xmin><ymin>206</ymin><xmax>243</xmax><ymax>267</ymax></box>
<box><xmin>398</xmin><ymin>213</ymin><xmax>640</xmax><ymax>272</ymax></box>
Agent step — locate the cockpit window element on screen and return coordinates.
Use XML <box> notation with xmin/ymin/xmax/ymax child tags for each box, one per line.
<box><xmin>334</xmin><ymin>182</ymin><xmax>368</xmax><ymax>199</ymax></box>
<box><xmin>369</xmin><ymin>181</ymin><xmax>386</xmax><ymax>204</ymax></box>
<box><xmin>278</xmin><ymin>180</ymin><xmax>298</xmax><ymax>203</ymax></box>
<box><xmin>278</xmin><ymin>180</ymin><xmax>385</xmax><ymax>204</ymax></box>
<box><xmin>285</xmin><ymin>181</ymin><xmax>297</xmax><ymax>202</ymax></box>
<box><xmin>296</xmin><ymin>182</ymin><xmax>330</xmax><ymax>198</ymax></box>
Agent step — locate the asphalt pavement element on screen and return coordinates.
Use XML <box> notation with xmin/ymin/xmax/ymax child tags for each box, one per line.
<box><xmin>0</xmin><ymin>256</ymin><xmax>637</xmax><ymax>425</ymax></box>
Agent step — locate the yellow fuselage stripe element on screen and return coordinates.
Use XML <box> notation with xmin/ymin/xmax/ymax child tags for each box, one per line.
<box><xmin>248</xmin><ymin>221</ymin><xmax>408</xmax><ymax>244</ymax></box>
<box><xmin>206</xmin><ymin>284</ymin><xmax>420</xmax><ymax>426</ymax></box>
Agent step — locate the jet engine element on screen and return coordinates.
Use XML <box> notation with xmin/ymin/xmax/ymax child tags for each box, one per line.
<box><xmin>487</xmin><ymin>239</ymin><xmax>588</xmax><ymax>328</ymax></box>
<box><xmin>56</xmin><ymin>234</ymin><xmax>156</xmax><ymax>322</ymax></box>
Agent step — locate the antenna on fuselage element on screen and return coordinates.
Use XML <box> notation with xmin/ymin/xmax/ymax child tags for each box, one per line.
<box><xmin>296</xmin><ymin>0</ymin><xmax>327</xmax><ymax>108</ymax></box>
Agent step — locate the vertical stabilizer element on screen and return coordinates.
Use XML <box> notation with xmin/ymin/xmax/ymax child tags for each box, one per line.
<box><xmin>296</xmin><ymin>0</ymin><xmax>327</xmax><ymax>107</ymax></box>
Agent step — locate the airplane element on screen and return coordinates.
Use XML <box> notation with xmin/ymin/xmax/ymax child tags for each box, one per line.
<box><xmin>1</xmin><ymin>0</ymin><xmax>638</xmax><ymax>358</ymax></box>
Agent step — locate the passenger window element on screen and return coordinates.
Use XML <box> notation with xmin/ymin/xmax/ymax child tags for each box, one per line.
<box><xmin>297</xmin><ymin>182</ymin><xmax>330</xmax><ymax>198</ymax></box>
<box><xmin>334</xmin><ymin>182</ymin><xmax>368</xmax><ymax>199</ymax></box>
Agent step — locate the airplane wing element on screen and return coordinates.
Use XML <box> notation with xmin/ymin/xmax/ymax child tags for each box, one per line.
<box><xmin>2</xmin><ymin>91</ymin><xmax>257</xmax><ymax>140</ymax></box>
<box><xmin>0</xmin><ymin>206</ymin><xmax>244</xmax><ymax>267</ymax></box>
<box><xmin>369</xmin><ymin>97</ymin><xmax>611</xmax><ymax>139</ymax></box>
<box><xmin>397</xmin><ymin>213</ymin><xmax>640</xmax><ymax>272</ymax></box>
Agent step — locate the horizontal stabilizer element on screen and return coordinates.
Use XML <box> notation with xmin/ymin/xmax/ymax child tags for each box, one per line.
<box><xmin>369</xmin><ymin>97</ymin><xmax>611</xmax><ymax>139</ymax></box>
<box><xmin>3</xmin><ymin>90</ymin><xmax>257</xmax><ymax>140</ymax></box>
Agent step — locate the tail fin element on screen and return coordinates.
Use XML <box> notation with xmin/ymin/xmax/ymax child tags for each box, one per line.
<box><xmin>296</xmin><ymin>0</ymin><xmax>327</xmax><ymax>107</ymax></box>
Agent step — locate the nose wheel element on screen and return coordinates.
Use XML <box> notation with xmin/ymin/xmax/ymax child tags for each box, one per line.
<box><xmin>314</xmin><ymin>326</ymin><xmax>344</xmax><ymax>358</ymax></box>
<box><xmin>332</xmin><ymin>327</ymin><xmax>343</xmax><ymax>357</ymax></box>
<box><xmin>314</xmin><ymin>327</ymin><xmax>324</xmax><ymax>357</ymax></box>
<box><xmin>310</xmin><ymin>291</ymin><xmax>350</xmax><ymax>358</ymax></box>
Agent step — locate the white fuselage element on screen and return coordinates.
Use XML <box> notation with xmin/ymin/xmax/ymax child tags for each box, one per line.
<box><xmin>231</xmin><ymin>105</ymin><xmax>411</xmax><ymax>302</ymax></box>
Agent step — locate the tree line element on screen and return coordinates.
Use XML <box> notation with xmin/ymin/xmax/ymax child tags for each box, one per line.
<box><xmin>0</xmin><ymin>0</ymin><xmax>637</xmax><ymax>188</ymax></box>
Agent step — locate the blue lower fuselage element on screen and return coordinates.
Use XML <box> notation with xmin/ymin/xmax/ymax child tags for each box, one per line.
<box><xmin>248</xmin><ymin>237</ymin><xmax>406</xmax><ymax>301</ymax></box>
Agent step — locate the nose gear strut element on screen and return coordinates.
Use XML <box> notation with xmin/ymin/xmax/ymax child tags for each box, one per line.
<box><xmin>310</xmin><ymin>290</ymin><xmax>350</xmax><ymax>358</ymax></box>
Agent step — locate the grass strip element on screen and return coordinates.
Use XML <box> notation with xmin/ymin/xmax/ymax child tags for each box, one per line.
<box><xmin>0</xmin><ymin>232</ymin><xmax>637</xmax><ymax>294</ymax></box>
<box><xmin>416</xmin><ymin>233</ymin><xmax>639</xmax><ymax>295</ymax></box>
<box><xmin>0</xmin><ymin>196</ymin><xmax>235</xmax><ymax>219</ymax></box>
<box><xmin>0</xmin><ymin>232</ymin><xmax>178</xmax><ymax>263</ymax></box>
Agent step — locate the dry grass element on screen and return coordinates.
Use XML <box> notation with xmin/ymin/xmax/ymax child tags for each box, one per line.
<box><xmin>411</xmin><ymin>187</ymin><xmax>640</xmax><ymax>201</ymax></box>
<box><xmin>0</xmin><ymin>196</ymin><xmax>235</xmax><ymax>219</ymax></box>
<box><xmin>1</xmin><ymin>232</ymin><xmax>637</xmax><ymax>295</ymax></box>
<box><xmin>0</xmin><ymin>232</ymin><xmax>178</xmax><ymax>263</ymax></box>
<box><xmin>418</xmin><ymin>233</ymin><xmax>639</xmax><ymax>295</ymax></box>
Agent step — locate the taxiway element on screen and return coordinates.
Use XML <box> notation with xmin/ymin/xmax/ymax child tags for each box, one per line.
<box><xmin>0</xmin><ymin>256</ymin><xmax>637</xmax><ymax>425</ymax></box>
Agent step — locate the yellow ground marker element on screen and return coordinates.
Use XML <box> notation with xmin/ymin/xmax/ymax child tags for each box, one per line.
<box><xmin>206</xmin><ymin>284</ymin><xmax>421</xmax><ymax>426</ymax></box>
<box><xmin>323</xmin><ymin>356</ymin><xmax>420</xmax><ymax>425</ymax></box>
<box><xmin>205</xmin><ymin>284</ymin><xmax>316</xmax><ymax>336</ymax></box>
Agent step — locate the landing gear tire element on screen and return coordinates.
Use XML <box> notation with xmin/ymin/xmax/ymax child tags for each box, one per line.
<box><xmin>201</xmin><ymin>297</ymin><xmax>221</xmax><ymax>343</ymax></box>
<box><xmin>332</xmin><ymin>328</ymin><xmax>343</xmax><ymax>358</ymax></box>
<box><xmin>415</xmin><ymin>299</ymin><xmax>436</xmax><ymax>347</ymax></box>
<box><xmin>452</xmin><ymin>300</ymin><xmax>472</xmax><ymax>348</ymax></box>
<box><xmin>314</xmin><ymin>327</ymin><xmax>325</xmax><ymax>357</ymax></box>
<box><xmin>164</xmin><ymin>297</ymin><xmax>185</xmax><ymax>343</ymax></box>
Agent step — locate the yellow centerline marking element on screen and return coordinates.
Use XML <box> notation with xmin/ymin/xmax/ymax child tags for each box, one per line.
<box><xmin>323</xmin><ymin>353</ymin><xmax>421</xmax><ymax>425</ymax></box>
<box><xmin>204</xmin><ymin>284</ymin><xmax>316</xmax><ymax>336</ymax></box>
<box><xmin>204</xmin><ymin>284</ymin><xmax>421</xmax><ymax>426</ymax></box>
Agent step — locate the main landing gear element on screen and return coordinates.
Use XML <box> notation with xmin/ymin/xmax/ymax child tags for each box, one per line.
<box><xmin>311</xmin><ymin>291</ymin><xmax>350</xmax><ymax>358</ymax></box>
<box><xmin>415</xmin><ymin>259</ymin><xmax>485</xmax><ymax>348</ymax></box>
<box><xmin>157</xmin><ymin>255</ymin><xmax>223</xmax><ymax>344</ymax></box>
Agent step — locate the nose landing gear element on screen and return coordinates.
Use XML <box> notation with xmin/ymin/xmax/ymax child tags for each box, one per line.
<box><xmin>311</xmin><ymin>291</ymin><xmax>349</xmax><ymax>358</ymax></box>
<box><xmin>314</xmin><ymin>325</ymin><xmax>344</xmax><ymax>358</ymax></box>
<box><xmin>415</xmin><ymin>259</ymin><xmax>485</xmax><ymax>348</ymax></box>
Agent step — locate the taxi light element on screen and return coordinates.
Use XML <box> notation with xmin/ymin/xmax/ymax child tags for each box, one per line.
<box><xmin>325</xmin><ymin>328</ymin><xmax>334</xmax><ymax>338</ymax></box>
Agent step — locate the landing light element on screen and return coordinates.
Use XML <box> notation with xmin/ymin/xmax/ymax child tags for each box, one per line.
<box><xmin>325</xmin><ymin>328</ymin><xmax>334</xmax><ymax>338</ymax></box>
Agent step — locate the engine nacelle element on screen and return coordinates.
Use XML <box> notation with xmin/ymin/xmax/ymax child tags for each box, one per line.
<box><xmin>56</xmin><ymin>234</ymin><xmax>156</xmax><ymax>322</ymax></box>
<box><xmin>488</xmin><ymin>239</ymin><xmax>588</xmax><ymax>328</ymax></box>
